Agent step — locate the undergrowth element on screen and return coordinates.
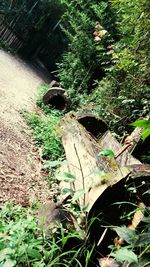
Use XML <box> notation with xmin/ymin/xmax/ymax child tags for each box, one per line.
<box><xmin>26</xmin><ymin>109</ymin><xmax>63</xmax><ymax>161</ymax></box>
<box><xmin>0</xmin><ymin>203</ymin><xmax>91</xmax><ymax>267</ymax></box>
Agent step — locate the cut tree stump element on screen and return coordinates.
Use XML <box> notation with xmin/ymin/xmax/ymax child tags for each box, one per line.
<box><xmin>43</xmin><ymin>87</ymin><xmax>70</xmax><ymax>111</ymax></box>
<box><xmin>57</xmin><ymin>114</ymin><xmax>141</xmax><ymax>211</ymax></box>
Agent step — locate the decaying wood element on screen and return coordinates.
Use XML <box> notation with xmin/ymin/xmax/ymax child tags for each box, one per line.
<box><xmin>88</xmin><ymin>167</ymin><xmax>150</xmax><ymax>252</ymax></box>
<box><xmin>76</xmin><ymin>112</ymin><xmax>108</xmax><ymax>138</ymax></box>
<box><xmin>38</xmin><ymin>201</ymin><xmax>74</xmax><ymax>233</ymax></box>
<box><xmin>99</xmin><ymin>131</ymin><xmax>141</xmax><ymax>166</ymax></box>
<box><xmin>57</xmin><ymin>115</ymin><xmax>140</xmax><ymax>211</ymax></box>
<box><xmin>43</xmin><ymin>87</ymin><xmax>69</xmax><ymax>111</ymax></box>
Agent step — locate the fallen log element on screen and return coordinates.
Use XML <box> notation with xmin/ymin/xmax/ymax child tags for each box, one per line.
<box><xmin>77</xmin><ymin>112</ymin><xmax>108</xmax><ymax>138</ymax></box>
<box><xmin>88</xmin><ymin>165</ymin><xmax>150</xmax><ymax>254</ymax></box>
<box><xmin>43</xmin><ymin>87</ymin><xmax>70</xmax><ymax>111</ymax></box>
<box><xmin>57</xmin><ymin>114</ymin><xmax>141</xmax><ymax>211</ymax></box>
<box><xmin>99</xmin><ymin>131</ymin><xmax>141</xmax><ymax>166</ymax></box>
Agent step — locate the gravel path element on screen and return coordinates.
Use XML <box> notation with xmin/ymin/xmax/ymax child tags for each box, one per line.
<box><xmin>0</xmin><ymin>50</ymin><xmax>50</xmax><ymax>205</ymax></box>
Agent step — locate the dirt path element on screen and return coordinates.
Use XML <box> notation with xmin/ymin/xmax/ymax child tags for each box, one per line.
<box><xmin>0</xmin><ymin>50</ymin><xmax>51</xmax><ymax>206</ymax></box>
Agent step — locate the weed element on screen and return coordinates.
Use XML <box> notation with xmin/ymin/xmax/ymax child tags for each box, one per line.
<box><xmin>0</xmin><ymin>203</ymin><xmax>94</xmax><ymax>267</ymax></box>
<box><xmin>36</xmin><ymin>84</ymin><xmax>49</xmax><ymax>109</ymax></box>
<box><xmin>25</xmin><ymin>110</ymin><xmax>64</xmax><ymax>161</ymax></box>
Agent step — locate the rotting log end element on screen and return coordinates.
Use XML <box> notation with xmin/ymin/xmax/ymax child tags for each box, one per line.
<box><xmin>43</xmin><ymin>87</ymin><xmax>70</xmax><ymax>111</ymax></box>
<box><xmin>77</xmin><ymin>113</ymin><xmax>108</xmax><ymax>138</ymax></box>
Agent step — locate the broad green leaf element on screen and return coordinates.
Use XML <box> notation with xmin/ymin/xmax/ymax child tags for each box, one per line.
<box><xmin>43</xmin><ymin>160</ymin><xmax>63</xmax><ymax>168</ymax></box>
<box><xmin>56</xmin><ymin>172</ymin><xmax>76</xmax><ymax>183</ymax></box>
<box><xmin>142</xmin><ymin>129</ymin><xmax>150</xmax><ymax>140</ymax></box>
<box><xmin>63</xmin><ymin>188</ymin><xmax>74</xmax><ymax>194</ymax></box>
<box><xmin>113</xmin><ymin>226</ymin><xmax>136</xmax><ymax>245</ymax></box>
<box><xmin>43</xmin><ymin>160</ymin><xmax>68</xmax><ymax>169</ymax></box>
<box><xmin>98</xmin><ymin>149</ymin><xmax>115</xmax><ymax>158</ymax></box>
<box><xmin>142</xmin><ymin>216</ymin><xmax>150</xmax><ymax>223</ymax></box>
<box><xmin>72</xmin><ymin>189</ymin><xmax>85</xmax><ymax>202</ymax></box>
<box><xmin>63</xmin><ymin>172</ymin><xmax>76</xmax><ymax>179</ymax></box>
<box><xmin>111</xmin><ymin>248</ymin><xmax>138</xmax><ymax>264</ymax></box>
<box><xmin>130</xmin><ymin>119</ymin><xmax>150</xmax><ymax>129</ymax></box>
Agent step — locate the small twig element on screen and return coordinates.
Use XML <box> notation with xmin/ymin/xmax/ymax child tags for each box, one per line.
<box><xmin>115</xmin><ymin>143</ymin><xmax>132</xmax><ymax>159</ymax></box>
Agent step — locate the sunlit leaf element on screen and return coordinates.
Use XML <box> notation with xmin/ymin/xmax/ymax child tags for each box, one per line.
<box><xmin>3</xmin><ymin>259</ymin><xmax>16</xmax><ymax>267</ymax></box>
<box><xmin>0</xmin><ymin>248</ymin><xmax>14</xmax><ymax>262</ymax></box>
<box><xmin>130</xmin><ymin>120</ymin><xmax>150</xmax><ymax>129</ymax></box>
<box><xmin>142</xmin><ymin>129</ymin><xmax>150</xmax><ymax>140</ymax></box>
<box><xmin>98</xmin><ymin>149</ymin><xmax>115</xmax><ymax>158</ymax></box>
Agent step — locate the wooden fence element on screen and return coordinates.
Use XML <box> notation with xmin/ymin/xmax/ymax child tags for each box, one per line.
<box><xmin>0</xmin><ymin>22</ymin><xmax>25</xmax><ymax>52</ymax></box>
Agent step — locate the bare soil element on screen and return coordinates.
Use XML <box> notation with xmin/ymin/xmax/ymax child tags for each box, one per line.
<box><xmin>0</xmin><ymin>50</ymin><xmax>51</xmax><ymax>206</ymax></box>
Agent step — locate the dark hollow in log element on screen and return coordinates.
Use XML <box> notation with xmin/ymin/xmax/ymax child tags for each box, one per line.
<box><xmin>43</xmin><ymin>87</ymin><xmax>69</xmax><ymax>111</ymax></box>
<box><xmin>132</xmin><ymin>135</ymin><xmax>150</xmax><ymax>163</ymax></box>
<box><xmin>77</xmin><ymin>114</ymin><xmax>108</xmax><ymax>138</ymax></box>
<box><xmin>88</xmin><ymin>167</ymin><xmax>150</xmax><ymax>255</ymax></box>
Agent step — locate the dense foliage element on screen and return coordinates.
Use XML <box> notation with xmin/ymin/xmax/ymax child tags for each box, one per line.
<box><xmin>90</xmin><ymin>0</ymin><xmax>150</xmax><ymax>119</ymax></box>
<box><xmin>0</xmin><ymin>203</ymin><xmax>90</xmax><ymax>267</ymax></box>
<box><xmin>57</xmin><ymin>0</ymin><xmax>118</xmax><ymax>107</ymax></box>
<box><xmin>56</xmin><ymin>0</ymin><xmax>150</xmax><ymax>118</ymax></box>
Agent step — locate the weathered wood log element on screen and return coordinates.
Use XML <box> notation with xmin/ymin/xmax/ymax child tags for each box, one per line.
<box><xmin>38</xmin><ymin>201</ymin><xmax>74</xmax><ymax>233</ymax></box>
<box><xmin>77</xmin><ymin>112</ymin><xmax>108</xmax><ymax>138</ymax></box>
<box><xmin>43</xmin><ymin>87</ymin><xmax>70</xmax><ymax>111</ymax></box>
<box><xmin>57</xmin><ymin>115</ymin><xmax>141</xmax><ymax>211</ymax></box>
<box><xmin>99</xmin><ymin>131</ymin><xmax>141</xmax><ymax>166</ymax></box>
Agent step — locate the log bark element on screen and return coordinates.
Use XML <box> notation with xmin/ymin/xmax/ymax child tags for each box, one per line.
<box><xmin>99</xmin><ymin>131</ymin><xmax>141</xmax><ymax>166</ymax></box>
<box><xmin>57</xmin><ymin>115</ymin><xmax>141</xmax><ymax>211</ymax></box>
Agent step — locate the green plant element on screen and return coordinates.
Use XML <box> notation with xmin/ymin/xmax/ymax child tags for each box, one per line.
<box><xmin>26</xmin><ymin>110</ymin><xmax>63</xmax><ymax>161</ymax></box>
<box><xmin>89</xmin><ymin>0</ymin><xmax>150</xmax><ymax>119</ymax></box>
<box><xmin>0</xmin><ymin>203</ymin><xmax>95</xmax><ymax>267</ymax></box>
<box><xmin>57</xmin><ymin>0</ymin><xmax>118</xmax><ymax>108</ymax></box>
<box><xmin>131</xmin><ymin>119</ymin><xmax>150</xmax><ymax>141</ymax></box>
<box><xmin>36</xmin><ymin>84</ymin><xmax>50</xmax><ymax>108</ymax></box>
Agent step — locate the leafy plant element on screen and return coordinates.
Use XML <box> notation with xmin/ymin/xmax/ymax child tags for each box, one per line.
<box><xmin>25</xmin><ymin>110</ymin><xmax>63</xmax><ymax>161</ymax></box>
<box><xmin>57</xmin><ymin>0</ymin><xmax>118</xmax><ymax>108</ymax></box>
<box><xmin>89</xmin><ymin>0</ymin><xmax>150</xmax><ymax>120</ymax></box>
<box><xmin>131</xmin><ymin>119</ymin><xmax>150</xmax><ymax>141</ymax></box>
<box><xmin>0</xmin><ymin>203</ymin><xmax>94</xmax><ymax>267</ymax></box>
